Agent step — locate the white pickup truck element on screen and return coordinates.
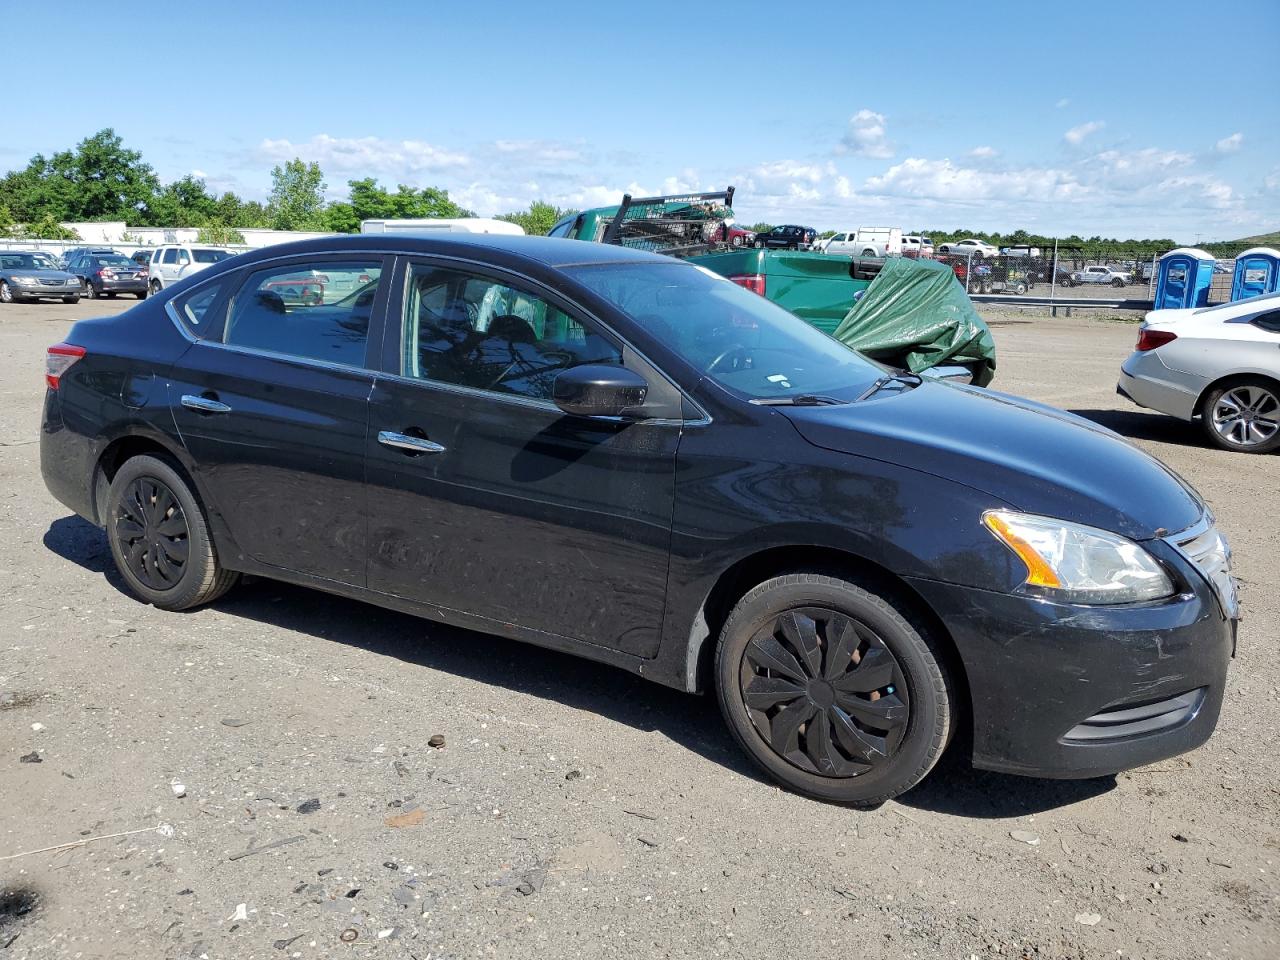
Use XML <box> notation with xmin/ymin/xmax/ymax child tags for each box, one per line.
<box><xmin>820</xmin><ymin>227</ymin><xmax>903</xmax><ymax>258</ymax></box>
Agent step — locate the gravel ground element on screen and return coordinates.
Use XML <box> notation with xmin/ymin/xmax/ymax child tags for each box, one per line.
<box><xmin>0</xmin><ymin>299</ymin><xmax>1276</xmax><ymax>960</ymax></box>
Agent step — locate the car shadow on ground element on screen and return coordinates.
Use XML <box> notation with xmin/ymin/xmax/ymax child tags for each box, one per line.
<box><xmin>45</xmin><ymin>513</ymin><xmax>1118</xmax><ymax>816</ymax></box>
<box><xmin>1068</xmin><ymin>407</ymin><xmax>1212</xmax><ymax>450</ymax></box>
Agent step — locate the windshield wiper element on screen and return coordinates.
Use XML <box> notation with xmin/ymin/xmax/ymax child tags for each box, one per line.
<box><xmin>751</xmin><ymin>394</ymin><xmax>846</xmax><ymax>406</ymax></box>
<box><xmin>855</xmin><ymin>372</ymin><xmax>923</xmax><ymax>402</ymax></box>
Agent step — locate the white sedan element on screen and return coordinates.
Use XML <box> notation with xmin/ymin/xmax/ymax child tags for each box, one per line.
<box><xmin>1117</xmin><ymin>291</ymin><xmax>1280</xmax><ymax>453</ymax></box>
<box><xmin>936</xmin><ymin>238</ymin><xmax>998</xmax><ymax>259</ymax></box>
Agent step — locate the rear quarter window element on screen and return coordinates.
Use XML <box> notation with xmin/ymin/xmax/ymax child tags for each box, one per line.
<box><xmin>171</xmin><ymin>278</ymin><xmax>230</xmax><ymax>339</ymax></box>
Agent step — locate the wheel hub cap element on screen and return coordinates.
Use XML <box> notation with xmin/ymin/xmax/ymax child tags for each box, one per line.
<box><xmin>739</xmin><ymin>607</ymin><xmax>909</xmax><ymax>779</ymax></box>
<box><xmin>115</xmin><ymin>477</ymin><xmax>190</xmax><ymax>590</ymax></box>
<box><xmin>1212</xmin><ymin>386</ymin><xmax>1278</xmax><ymax>446</ymax></box>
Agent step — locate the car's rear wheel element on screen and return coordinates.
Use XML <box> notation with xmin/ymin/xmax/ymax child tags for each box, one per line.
<box><xmin>753</xmin><ymin>240</ymin><xmax>763</xmax><ymax>249</ymax></box>
<box><xmin>1111</xmin><ymin>277</ymin><xmax>1125</xmax><ymax>288</ymax></box>
<box><xmin>1201</xmin><ymin>379</ymin><xmax>1280</xmax><ymax>453</ymax></box>
<box><xmin>84</xmin><ymin>281</ymin><xmax>97</xmax><ymax>299</ymax></box>
<box><xmin>715</xmin><ymin>571</ymin><xmax>954</xmax><ymax>805</ymax></box>
<box><xmin>105</xmin><ymin>454</ymin><xmax>239</xmax><ymax>610</ymax></box>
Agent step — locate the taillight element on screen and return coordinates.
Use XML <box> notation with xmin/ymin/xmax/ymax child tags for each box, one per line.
<box><xmin>1136</xmin><ymin>329</ymin><xmax>1177</xmax><ymax>352</ymax></box>
<box><xmin>46</xmin><ymin>343</ymin><xmax>85</xmax><ymax>390</ymax></box>
<box><xmin>729</xmin><ymin>274</ymin><xmax>766</xmax><ymax>296</ymax></box>
<box><xmin>98</xmin><ymin>268</ymin><xmax>115</xmax><ymax>279</ymax></box>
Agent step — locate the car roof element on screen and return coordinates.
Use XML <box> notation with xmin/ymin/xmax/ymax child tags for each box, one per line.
<box><xmin>230</xmin><ymin>233</ymin><xmax>684</xmax><ymax>269</ymax></box>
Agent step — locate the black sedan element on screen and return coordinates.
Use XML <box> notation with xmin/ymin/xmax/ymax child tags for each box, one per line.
<box><xmin>0</xmin><ymin>251</ymin><xmax>82</xmax><ymax>303</ymax></box>
<box><xmin>753</xmin><ymin>224</ymin><xmax>817</xmax><ymax>250</ymax></box>
<box><xmin>65</xmin><ymin>251</ymin><xmax>149</xmax><ymax>299</ymax></box>
<box><xmin>39</xmin><ymin>234</ymin><xmax>1237</xmax><ymax>804</ymax></box>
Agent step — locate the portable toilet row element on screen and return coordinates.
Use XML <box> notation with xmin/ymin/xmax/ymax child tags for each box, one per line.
<box><xmin>1154</xmin><ymin>246</ymin><xmax>1280</xmax><ymax>309</ymax></box>
<box><xmin>1231</xmin><ymin>247</ymin><xmax>1280</xmax><ymax>301</ymax></box>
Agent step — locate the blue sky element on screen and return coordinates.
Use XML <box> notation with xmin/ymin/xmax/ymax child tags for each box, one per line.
<box><xmin>6</xmin><ymin>0</ymin><xmax>1278</xmax><ymax>240</ymax></box>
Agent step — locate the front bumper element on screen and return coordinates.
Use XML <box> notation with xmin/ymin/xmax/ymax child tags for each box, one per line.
<box><xmin>11</xmin><ymin>282</ymin><xmax>81</xmax><ymax>299</ymax></box>
<box><xmin>1118</xmin><ymin>350</ymin><xmax>1201</xmax><ymax>421</ymax></box>
<box><xmin>906</xmin><ymin>546</ymin><xmax>1234</xmax><ymax>779</ymax></box>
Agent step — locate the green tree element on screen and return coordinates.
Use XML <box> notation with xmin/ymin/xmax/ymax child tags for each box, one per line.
<box><xmin>27</xmin><ymin>215</ymin><xmax>79</xmax><ymax>240</ymax></box>
<box><xmin>58</xmin><ymin>129</ymin><xmax>159</xmax><ymax>220</ymax></box>
<box><xmin>323</xmin><ymin>177</ymin><xmax>473</xmax><ymax>232</ymax></box>
<box><xmin>197</xmin><ymin>224</ymin><xmax>246</xmax><ymax>245</ymax></box>
<box><xmin>0</xmin><ymin>203</ymin><xmax>13</xmax><ymax>237</ymax></box>
<box><xmin>749</xmin><ymin>222</ymin><xmax>774</xmax><ymax>234</ymax></box>
<box><xmin>144</xmin><ymin>175</ymin><xmax>218</xmax><ymax>227</ymax></box>
<box><xmin>267</xmin><ymin>159</ymin><xmax>327</xmax><ymax>231</ymax></box>
<box><xmin>496</xmin><ymin>200</ymin><xmax>576</xmax><ymax>236</ymax></box>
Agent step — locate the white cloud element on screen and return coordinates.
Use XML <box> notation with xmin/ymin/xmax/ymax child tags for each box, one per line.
<box><xmin>865</xmin><ymin>157</ymin><xmax>1088</xmax><ymax>204</ymax></box>
<box><xmin>257</xmin><ymin>134</ymin><xmax>470</xmax><ymax>177</ymax></box>
<box><xmin>968</xmin><ymin>146</ymin><xmax>998</xmax><ymax>159</ymax></box>
<box><xmin>840</xmin><ymin>109</ymin><xmax>893</xmax><ymax>158</ymax></box>
<box><xmin>1055</xmin><ymin>98</ymin><xmax>1071</xmax><ymax>109</ymax></box>
<box><xmin>1215</xmin><ymin>132</ymin><xmax>1243</xmax><ymax>153</ymax></box>
<box><xmin>492</xmin><ymin>139</ymin><xmax>584</xmax><ymax>163</ymax></box>
<box><xmin>1064</xmin><ymin>121</ymin><xmax>1105</xmax><ymax>145</ymax></box>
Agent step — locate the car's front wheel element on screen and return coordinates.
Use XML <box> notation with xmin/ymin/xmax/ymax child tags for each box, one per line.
<box><xmin>150</xmin><ymin>279</ymin><xmax>162</xmax><ymax>295</ymax></box>
<box><xmin>62</xmin><ymin>296</ymin><xmax>80</xmax><ymax>304</ymax></box>
<box><xmin>0</xmin><ymin>281</ymin><xmax>15</xmax><ymax>304</ymax></box>
<box><xmin>1202</xmin><ymin>379</ymin><xmax>1280</xmax><ymax>454</ymax></box>
<box><xmin>105</xmin><ymin>454</ymin><xmax>240</xmax><ymax>610</ymax></box>
<box><xmin>715</xmin><ymin>571</ymin><xmax>954</xmax><ymax>805</ymax></box>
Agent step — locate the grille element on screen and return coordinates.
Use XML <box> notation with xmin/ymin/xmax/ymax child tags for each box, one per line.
<box><xmin>1063</xmin><ymin>688</ymin><xmax>1205</xmax><ymax>743</ymax></box>
<box><xmin>38</xmin><ymin>278</ymin><xmax>65</xmax><ymax>286</ymax></box>
<box><xmin>1169</xmin><ymin>516</ymin><xmax>1238</xmax><ymax>619</ymax></box>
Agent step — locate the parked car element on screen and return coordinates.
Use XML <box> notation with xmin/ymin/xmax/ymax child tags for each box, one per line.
<box><xmin>62</xmin><ymin>247</ymin><xmax>118</xmax><ymax>264</ymax></box>
<box><xmin>1118</xmin><ymin>291</ymin><xmax>1280</xmax><ymax>453</ymax></box>
<box><xmin>1000</xmin><ymin>245</ymin><xmax>1042</xmax><ymax>259</ymax></box>
<box><xmin>0</xmin><ymin>251</ymin><xmax>82</xmax><ymax>304</ymax></box>
<box><xmin>42</xmin><ymin>233</ymin><xmax>1237</xmax><ymax>804</ymax></box>
<box><xmin>27</xmin><ymin>251</ymin><xmax>66</xmax><ymax>271</ymax></box>
<box><xmin>754</xmin><ymin>225</ymin><xmax>816</xmax><ymax>250</ymax></box>
<box><xmin>936</xmin><ymin>238</ymin><xmax>998</xmax><ymax>259</ymax></box>
<box><xmin>65</xmin><ymin>252</ymin><xmax>149</xmax><ymax>299</ymax></box>
<box><xmin>147</xmin><ymin>244</ymin><xmax>236</xmax><ymax>294</ymax></box>
<box><xmin>1066</xmin><ymin>265</ymin><xmax>1132</xmax><ymax>288</ymax></box>
<box><xmin>902</xmin><ymin>235</ymin><xmax>934</xmax><ymax>259</ymax></box>
<box><xmin>820</xmin><ymin>228</ymin><xmax>902</xmax><ymax>258</ymax></box>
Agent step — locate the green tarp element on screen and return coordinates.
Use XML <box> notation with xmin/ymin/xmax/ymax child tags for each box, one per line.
<box><xmin>831</xmin><ymin>257</ymin><xmax>997</xmax><ymax>387</ymax></box>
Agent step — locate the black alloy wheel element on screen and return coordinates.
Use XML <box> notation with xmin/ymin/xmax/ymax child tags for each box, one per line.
<box><xmin>739</xmin><ymin>607</ymin><xmax>909</xmax><ymax>777</ymax></box>
<box><xmin>105</xmin><ymin>454</ymin><xmax>239</xmax><ymax>610</ymax></box>
<box><xmin>716</xmin><ymin>572</ymin><xmax>953</xmax><ymax>805</ymax></box>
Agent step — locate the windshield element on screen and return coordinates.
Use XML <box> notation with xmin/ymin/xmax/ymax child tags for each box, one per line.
<box><xmin>0</xmin><ymin>254</ymin><xmax>40</xmax><ymax>270</ymax></box>
<box><xmin>193</xmin><ymin>248</ymin><xmax>232</xmax><ymax>263</ymax></box>
<box><xmin>565</xmin><ymin>262</ymin><xmax>883</xmax><ymax>399</ymax></box>
<box><xmin>1194</xmin><ymin>290</ymin><xmax>1280</xmax><ymax>314</ymax></box>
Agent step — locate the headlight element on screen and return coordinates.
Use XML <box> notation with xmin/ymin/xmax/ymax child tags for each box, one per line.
<box><xmin>13</xmin><ymin>275</ymin><xmax>38</xmax><ymax>285</ymax></box>
<box><xmin>983</xmin><ymin>510</ymin><xmax>1174</xmax><ymax>604</ymax></box>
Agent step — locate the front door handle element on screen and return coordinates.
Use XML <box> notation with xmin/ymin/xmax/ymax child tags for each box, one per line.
<box><xmin>378</xmin><ymin>430</ymin><xmax>446</xmax><ymax>455</ymax></box>
<box><xmin>181</xmin><ymin>394</ymin><xmax>232</xmax><ymax>414</ymax></box>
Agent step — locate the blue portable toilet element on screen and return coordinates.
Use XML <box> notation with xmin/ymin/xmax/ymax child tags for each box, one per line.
<box><xmin>1154</xmin><ymin>247</ymin><xmax>1215</xmax><ymax>309</ymax></box>
<box><xmin>1230</xmin><ymin>246</ymin><xmax>1280</xmax><ymax>301</ymax></box>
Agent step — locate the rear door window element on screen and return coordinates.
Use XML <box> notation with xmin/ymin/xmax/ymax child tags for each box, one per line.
<box><xmin>224</xmin><ymin>260</ymin><xmax>384</xmax><ymax>367</ymax></box>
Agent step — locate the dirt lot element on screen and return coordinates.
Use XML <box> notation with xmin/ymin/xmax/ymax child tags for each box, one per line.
<box><xmin>1</xmin><ymin>299</ymin><xmax>1276</xmax><ymax>960</ymax></box>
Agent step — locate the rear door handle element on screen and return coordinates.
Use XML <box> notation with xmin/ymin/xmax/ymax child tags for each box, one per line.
<box><xmin>378</xmin><ymin>430</ymin><xmax>446</xmax><ymax>455</ymax></box>
<box><xmin>181</xmin><ymin>394</ymin><xmax>232</xmax><ymax>414</ymax></box>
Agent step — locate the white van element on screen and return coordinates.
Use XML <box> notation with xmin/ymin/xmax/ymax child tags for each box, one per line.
<box><xmin>359</xmin><ymin>218</ymin><xmax>525</xmax><ymax>236</ymax></box>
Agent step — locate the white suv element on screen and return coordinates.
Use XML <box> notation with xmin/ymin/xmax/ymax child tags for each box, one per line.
<box><xmin>147</xmin><ymin>245</ymin><xmax>236</xmax><ymax>294</ymax></box>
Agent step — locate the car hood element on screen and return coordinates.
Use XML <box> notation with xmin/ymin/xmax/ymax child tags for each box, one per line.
<box><xmin>8</xmin><ymin>269</ymin><xmax>76</xmax><ymax>281</ymax></box>
<box><xmin>782</xmin><ymin>380</ymin><xmax>1204</xmax><ymax>540</ymax></box>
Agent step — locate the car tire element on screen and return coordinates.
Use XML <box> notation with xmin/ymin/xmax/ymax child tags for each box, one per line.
<box><xmin>135</xmin><ymin>291</ymin><xmax>146</xmax><ymax>300</ymax></box>
<box><xmin>1014</xmin><ymin>282</ymin><xmax>1027</xmax><ymax>295</ymax></box>
<box><xmin>861</xmin><ymin>249</ymin><xmax>877</xmax><ymax>258</ymax></box>
<box><xmin>84</xmin><ymin>281</ymin><xmax>97</xmax><ymax>299</ymax></box>
<box><xmin>62</xmin><ymin>296</ymin><xmax>80</xmax><ymax>304</ymax></box>
<box><xmin>105</xmin><ymin>454</ymin><xmax>240</xmax><ymax>611</ymax></box>
<box><xmin>0</xmin><ymin>281</ymin><xmax>14</xmax><ymax>304</ymax></box>
<box><xmin>1111</xmin><ymin>278</ymin><xmax>1125</xmax><ymax>288</ymax></box>
<box><xmin>731</xmin><ymin>235</ymin><xmax>743</xmax><ymax>248</ymax></box>
<box><xmin>715</xmin><ymin>571</ymin><xmax>954</xmax><ymax>805</ymax></box>
<box><xmin>1200</xmin><ymin>379</ymin><xmax>1280</xmax><ymax>454</ymax></box>
<box><xmin>753</xmin><ymin>241</ymin><xmax>763</xmax><ymax>249</ymax></box>
<box><xmin>150</xmin><ymin>279</ymin><xmax>162</xmax><ymax>295</ymax></box>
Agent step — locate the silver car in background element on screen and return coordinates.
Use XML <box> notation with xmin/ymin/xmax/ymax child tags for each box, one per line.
<box><xmin>0</xmin><ymin>251</ymin><xmax>82</xmax><ymax>304</ymax></box>
<box><xmin>1118</xmin><ymin>291</ymin><xmax>1280</xmax><ymax>453</ymax></box>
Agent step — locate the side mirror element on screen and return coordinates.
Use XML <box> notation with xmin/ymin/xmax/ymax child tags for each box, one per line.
<box><xmin>553</xmin><ymin>365</ymin><xmax>648</xmax><ymax>419</ymax></box>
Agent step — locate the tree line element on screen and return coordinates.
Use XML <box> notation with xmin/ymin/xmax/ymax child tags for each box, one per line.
<box><xmin>0</xmin><ymin>129</ymin><xmax>574</xmax><ymax>243</ymax></box>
